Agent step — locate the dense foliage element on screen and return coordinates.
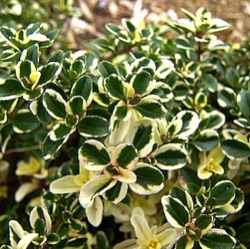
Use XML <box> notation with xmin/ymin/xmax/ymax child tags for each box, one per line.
<box><xmin>0</xmin><ymin>4</ymin><xmax>250</xmax><ymax>249</ymax></box>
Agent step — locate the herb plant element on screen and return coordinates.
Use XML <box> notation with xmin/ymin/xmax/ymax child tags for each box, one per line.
<box><xmin>0</xmin><ymin>6</ymin><xmax>250</xmax><ymax>249</ymax></box>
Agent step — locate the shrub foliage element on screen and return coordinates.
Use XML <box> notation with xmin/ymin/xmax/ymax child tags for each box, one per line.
<box><xmin>0</xmin><ymin>5</ymin><xmax>250</xmax><ymax>249</ymax></box>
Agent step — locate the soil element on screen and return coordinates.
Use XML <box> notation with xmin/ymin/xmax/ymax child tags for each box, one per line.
<box><xmin>67</xmin><ymin>0</ymin><xmax>250</xmax><ymax>47</ymax></box>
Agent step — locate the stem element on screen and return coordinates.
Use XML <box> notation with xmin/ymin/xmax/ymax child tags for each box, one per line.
<box><xmin>5</xmin><ymin>144</ymin><xmax>41</xmax><ymax>155</ymax></box>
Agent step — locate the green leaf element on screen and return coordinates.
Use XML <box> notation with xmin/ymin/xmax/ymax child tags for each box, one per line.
<box><xmin>202</xmin><ymin>74</ymin><xmax>218</xmax><ymax>92</ymax></box>
<box><xmin>49</xmin><ymin>50</ymin><xmax>64</xmax><ymax>64</ymax></box>
<box><xmin>175</xmin><ymin>110</ymin><xmax>199</xmax><ymax>138</ymax></box>
<box><xmin>21</xmin><ymin>44</ymin><xmax>39</xmax><ymax>67</ymax></box>
<box><xmin>236</xmin><ymin>223</ymin><xmax>250</xmax><ymax>244</ymax></box>
<box><xmin>30</xmin><ymin>98</ymin><xmax>51</xmax><ymax>125</ymax></box>
<box><xmin>130</xmin><ymin>163</ymin><xmax>164</xmax><ymax>194</ymax></box>
<box><xmin>207</xmin><ymin>180</ymin><xmax>236</xmax><ymax>207</ymax></box>
<box><xmin>193</xmin><ymin>129</ymin><xmax>219</xmax><ymax>152</ymax></box>
<box><xmin>26</xmin><ymin>22</ymin><xmax>42</xmax><ymax>35</ymax></box>
<box><xmin>226</xmin><ymin>188</ymin><xmax>244</xmax><ymax>213</ymax></box>
<box><xmin>104</xmin><ymin>75</ymin><xmax>126</xmax><ymax>100</ymax></box>
<box><xmin>225</xmin><ymin>67</ymin><xmax>239</xmax><ymax>88</ymax></box>
<box><xmin>170</xmin><ymin>187</ymin><xmax>193</xmax><ymax>210</ymax></box>
<box><xmin>106</xmin><ymin>23</ymin><xmax>122</xmax><ymax>36</ymax></box>
<box><xmin>217</xmin><ymin>87</ymin><xmax>236</xmax><ymax>108</ymax></box>
<box><xmin>71</xmin><ymin>75</ymin><xmax>93</xmax><ymax>105</ymax></box>
<box><xmin>50</xmin><ymin>123</ymin><xmax>72</xmax><ymax>141</ymax></box>
<box><xmin>16</xmin><ymin>60</ymin><xmax>39</xmax><ymax>90</ymax></box>
<box><xmin>155</xmin><ymin>144</ymin><xmax>187</xmax><ymax>170</ymax></box>
<box><xmin>176</xmin><ymin>236</ymin><xmax>194</xmax><ymax>249</ymax></box>
<box><xmin>111</xmin><ymin>144</ymin><xmax>137</xmax><ymax>168</ymax></box>
<box><xmin>67</xmin><ymin>238</ymin><xmax>87</xmax><ymax>247</ymax></box>
<box><xmin>122</xmin><ymin>19</ymin><xmax>136</xmax><ymax>33</ymax></box>
<box><xmin>0</xmin><ymin>79</ymin><xmax>25</xmax><ymax>100</ymax></box>
<box><xmin>47</xmin><ymin>233</ymin><xmax>60</xmax><ymax>245</ymax></box>
<box><xmin>135</xmin><ymin>101</ymin><xmax>165</xmax><ymax>119</ymax></box>
<box><xmin>133</xmin><ymin>124</ymin><xmax>154</xmax><ymax>157</ymax></box>
<box><xmin>221</xmin><ymin>139</ymin><xmax>250</xmax><ymax>159</ymax></box>
<box><xmin>57</xmin><ymin>223</ymin><xmax>70</xmax><ymax>238</ymax></box>
<box><xmin>131</xmin><ymin>71</ymin><xmax>151</xmax><ymax>95</ymax></box>
<box><xmin>0</xmin><ymin>106</ymin><xmax>7</xmax><ymax>124</ymax></box>
<box><xmin>113</xmin><ymin>103</ymin><xmax>129</xmax><ymax>121</ymax></box>
<box><xmin>98</xmin><ymin>61</ymin><xmax>118</xmax><ymax>78</ymax></box>
<box><xmin>12</xmin><ymin>109</ymin><xmax>39</xmax><ymax>133</ymax></box>
<box><xmin>105</xmin><ymin>181</ymin><xmax>124</xmax><ymax>202</ymax></box>
<box><xmin>34</xmin><ymin>219</ymin><xmax>46</xmax><ymax>235</ymax></box>
<box><xmin>0</xmin><ymin>124</ymin><xmax>13</xmax><ymax>158</ymax></box>
<box><xmin>237</xmin><ymin>90</ymin><xmax>250</xmax><ymax>119</ymax></box>
<box><xmin>199</xmin><ymin>111</ymin><xmax>225</xmax><ymax>130</ymax></box>
<box><xmin>43</xmin><ymin>89</ymin><xmax>67</xmax><ymax>120</ymax></box>
<box><xmin>78</xmin><ymin>116</ymin><xmax>109</xmax><ymax>137</ymax></box>
<box><xmin>37</xmin><ymin>62</ymin><xmax>61</xmax><ymax>86</ymax></box>
<box><xmin>199</xmin><ymin>229</ymin><xmax>236</xmax><ymax>249</ymax></box>
<box><xmin>96</xmin><ymin>231</ymin><xmax>110</xmax><ymax>249</ymax></box>
<box><xmin>79</xmin><ymin>140</ymin><xmax>110</xmax><ymax>169</ymax></box>
<box><xmin>161</xmin><ymin>195</ymin><xmax>190</xmax><ymax>228</ymax></box>
<box><xmin>195</xmin><ymin>214</ymin><xmax>213</xmax><ymax>232</ymax></box>
<box><xmin>69</xmin><ymin>96</ymin><xmax>86</xmax><ymax>119</ymax></box>
<box><xmin>42</xmin><ymin>135</ymin><xmax>65</xmax><ymax>159</ymax></box>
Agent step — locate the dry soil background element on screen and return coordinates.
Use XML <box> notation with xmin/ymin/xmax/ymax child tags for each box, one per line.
<box><xmin>64</xmin><ymin>0</ymin><xmax>250</xmax><ymax>47</ymax></box>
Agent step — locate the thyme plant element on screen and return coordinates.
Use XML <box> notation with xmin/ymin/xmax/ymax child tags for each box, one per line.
<box><xmin>0</xmin><ymin>7</ymin><xmax>250</xmax><ymax>249</ymax></box>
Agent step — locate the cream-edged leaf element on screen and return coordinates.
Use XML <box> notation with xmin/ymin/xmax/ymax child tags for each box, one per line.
<box><xmin>50</xmin><ymin>175</ymin><xmax>81</xmax><ymax>194</ymax></box>
<box><xmin>85</xmin><ymin>196</ymin><xmax>103</xmax><ymax>227</ymax></box>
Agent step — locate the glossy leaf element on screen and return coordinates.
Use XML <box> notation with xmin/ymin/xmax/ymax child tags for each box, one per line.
<box><xmin>161</xmin><ymin>195</ymin><xmax>190</xmax><ymax>228</ymax></box>
<box><xmin>12</xmin><ymin>109</ymin><xmax>39</xmax><ymax>133</ymax></box>
<box><xmin>193</xmin><ymin>129</ymin><xmax>219</xmax><ymax>152</ymax></box>
<box><xmin>43</xmin><ymin>89</ymin><xmax>67</xmax><ymax>120</ymax></box>
<box><xmin>221</xmin><ymin>139</ymin><xmax>250</xmax><ymax>159</ymax></box>
<box><xmin>0</xmin><ymin>79</ymin><xmax>25</xmax><ymax>101</ymax></box>
<box><xmin>71</xmin><ymin>75</ymin><xmax>93</xmax><ymax>105</ymax></box>
<box><xmin>79</xmin><ymin>140</ymin><xmax>110</xmax><ymax>170</ymax></box>
<box><xmin>78</xmin><ymin>116</ymin><xmax>109</xmax><ymax>137</ymax></box>
<box><xmin>130</xmin><ymin>163</ymin><xmax>164</xmax><ymax>195</ymax></box>
<box><xmin>155</xmin><ymin>144</ymin><xmax>187</xmax><ymax>170</ymax></box>
<box><xmin>199</xmin><ymin>229</ymin><xmax>236</xmax><ymax>249</ymax></box>
<box><xmin>207</xmin><ymin>180</ymin><xmax>236</xmax><ymax>208</ymax></box>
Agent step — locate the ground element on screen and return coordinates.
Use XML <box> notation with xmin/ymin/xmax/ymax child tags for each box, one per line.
<box><xmin>65</xmin><ymin>0</ymin><xmax>250</xmax><ymax>48</ymax></box>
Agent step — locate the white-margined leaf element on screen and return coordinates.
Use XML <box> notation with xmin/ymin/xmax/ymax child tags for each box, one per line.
<box><xmin>104</xmin><ymin>75</ymin><xmax>126</xmax><ymax>101</ymax></box>
<box><xmin>37</xmin><ymin>62</ymin><xmax>61</xmax><ymax>86</ymax></box>
<box><xmin>207</xmin><ymin>180</ymin><xmax>236</xmax><ymax>208</ymax></box>
<box><xmin>155</xmin><ymin>144</ymin><xmax>187</xmax><ymax>170</ymax></box>
<box><xmin>193</xmin><ymin>129</ymin><xmax>219</xmax><ymax>152</ymax></box>
<box><xmin>79</xmin><ymin>175</ymin><xmax>116</xmax><ymax>207</ymax></box>
<box><xmin>110</xmin><ymin>143</ymin><xmax>138</xmax><ymax>169</ymax></box>
<box><xmin>131</xmin><ymin>70</ymin><xmax>152</xmax><ymax>95</ymax></box>
<box><xmin>49</xmin><ymin>123</ymin><xmax>74</xmax><ymax>141</ymax></box>
<box><xmin>43</xmin><ymin>89</ymin><xmax>67</xmax><ymax>120</ymax></box>
<box><xmin>30</xmin><ymin>206</ymin><xmax>52</xmax><ymax>234</ymax></box>
<box><xmin>221</xmin><ymin>139</ymin><xmax>250</xmax><ymax>159</ymax></box>
<box><xmin>79</xmin><ymin>140</ymin><xmax>110</xmax><ymax>170</ymax></box>
<box><xmin>0</xmin><ymin>79</ymin><xmax>25</xmax><ymax>101</ymax></box>
<box><xmin>12</xmin><ymin>109</ymin><xmax>39</xmax><ymax>133</ymax></box>
<box><xmin>98</xmin><ymin>60</ymin><xmax>118</xmax><ymax>78</ymax></box>
<box><xmin>105</xmin><ymin>181</ymin><xmax>128</xmax><ymax>204</ymax></box>
<box><xmin>71</xmin><ymin>75</ymin><xmax>93</xmax><ymax>106</ymax></box>
<box><xmin>130</xmin><ymin>163</ymin><xmax>164</xmax><ymax>195</ymax></box>
<box><xmin>78</xmin><ymin>116</ymin><xmax>109</xmax><ymax>138</ymax></box>
<box><xmin>199</xmin><ymin>229</ymin><xmax>236</xmax><ymax>249</ymax></box>
<box><xmin>161</xmin><ymin>195</ymin><xmax>190</xmax><ymax>228</ymax></box>
<box><xmin>42</xmin><ymin>134</ymin><xmax>67</xmax><ymax>160</ymax></box>
<box><xmin>132</xmin><ymin>124</ymin><xmax>155</xmax><ymax>157</ymax></box>
<box><xmin>69</xmin><ymin>96</ymin><xmax>86</xmax><ymax>119</ymax></box>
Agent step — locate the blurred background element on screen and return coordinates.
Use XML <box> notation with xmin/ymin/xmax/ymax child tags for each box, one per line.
<box><xmin>0</xmin><ymin>0</ymin><xmax>250</xmax><ymax>48</ymax></box>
